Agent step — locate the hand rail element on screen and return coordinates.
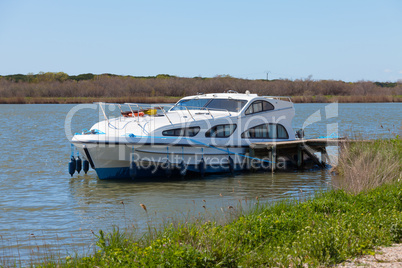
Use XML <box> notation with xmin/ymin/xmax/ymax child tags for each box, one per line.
<box><xmin>185</xmin><ymin>107</ymin><xmax>195</xmax><ymax>121</ymax></box>
<box><xmin>262</xmin><ymin>96</ymin><xmax>292</xmax><ymax>103</ymax></box>
<box><xmin>170</xmin><ymin>105</ymin><xmax>234</xmax><ymax>115</ymax></box>
<box><xmin>159</xmin><ymin>105</ymin><xmax>173</xmax><ymax>125</ymax></box>
<box><xmin>97</xmin><ymin>103</ymin><xmax>109</xmax><ymax>124</ymax></box>
<box><xmin>127</xmin><ymin>103</ymin><xmax>139</xmax><ymax>124</ymax></box>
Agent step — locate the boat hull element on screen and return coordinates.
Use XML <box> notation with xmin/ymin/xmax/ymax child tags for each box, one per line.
<box><xmin>73</xmin><ymin>142</ymin><xmax>267</xmax><ymax>180</ymax></box>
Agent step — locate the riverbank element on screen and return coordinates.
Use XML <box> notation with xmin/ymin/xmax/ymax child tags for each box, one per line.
<box><xmin>1</xmin><ymin>73</ymin><xmax>401</xmax><ymax>104</ymax></box>
<box><xmin>36</xmin><ymin>138</ymin><xmax>401</xmax><ymax>267</ymax></box>
<box><xmin>48</xmin><ymin>182</ymin><xmax>402</xmax><ymax>267</ymax></box>
<box><xmin>1</xmin><ymin>95</ymin><xmax>401</xmax><ymax>104</ymax></box>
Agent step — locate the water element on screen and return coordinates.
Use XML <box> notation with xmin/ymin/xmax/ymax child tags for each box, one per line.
<box><xmin>0</xmin><ymin>103</ymin><xmax>400</xmax><ymax>264</ymax></box>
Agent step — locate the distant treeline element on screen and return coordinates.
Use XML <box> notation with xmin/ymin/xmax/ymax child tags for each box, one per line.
<box><xmin>0</xmin><ymin>72</ymin><xmax>401</xmax><ymax>103</ymax></box>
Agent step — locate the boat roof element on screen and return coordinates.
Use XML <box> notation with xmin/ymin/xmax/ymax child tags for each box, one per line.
<box><xmin>179</xmin><ymin>92</ymin><xmax>292</xmax><ymax>103</ymax></box>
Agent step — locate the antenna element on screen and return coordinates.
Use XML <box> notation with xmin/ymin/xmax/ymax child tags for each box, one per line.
<box><xmin>266</xmin><ymin>71</ymin><xmax>271</xmax><ymax>81</ymax></box>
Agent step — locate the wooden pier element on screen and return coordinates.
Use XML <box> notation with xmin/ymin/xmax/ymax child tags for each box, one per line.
<box><xmin>249</xmin><ymin>138</ymin><xmax>347</xmax><ymax>171</ymax></box>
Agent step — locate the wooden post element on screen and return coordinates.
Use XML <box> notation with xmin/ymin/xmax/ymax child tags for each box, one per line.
<box><xmin>248</xmin><ymin>148</ymin><xmax>256</xmax><ymax>172</ymax></box>
<box><xmin>271</xmin><ymin>145</ymin><xmax>276</xmax><ymax>173</ymax></box>
<box><xmin>321</xmin><ymin>147</ymin><xmax>330</xmax><ymax>166</ymax></box>
<box><xmin>319</xmin><ymin>147</ymin><xmax>325</xmax><ymax>165</ymax></box>
<box><xmin>246</xmin><ymin>149</ymin><xmax>251</xmax><ymax>171</ymax></box>
<box><xmin>303</xmin><ymin>146</ymin><xmax>325</xmax><ymax>168</ymax></box>
<box><xmin>297</xmin><ymin>144</ymin><xmax>303</xmax><ymax>169</ymax></box>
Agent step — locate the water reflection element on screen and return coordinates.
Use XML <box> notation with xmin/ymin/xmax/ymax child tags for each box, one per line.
<box><xmin>67</xmin><ymin>170</ymin><xmax>332</xmax><ymax>235</ymax></box>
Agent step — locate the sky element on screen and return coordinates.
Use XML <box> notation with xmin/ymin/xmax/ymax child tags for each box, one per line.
<box><xmin>0</xmin><ymin>0</ymin><xmax>401</xmax><ymax>82</ymax></box>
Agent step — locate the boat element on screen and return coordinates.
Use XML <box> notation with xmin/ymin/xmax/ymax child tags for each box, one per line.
<box><xmin>70</xmin><ymin>90</ymin><xmax>296</xmax><ymax>180</ymax></box>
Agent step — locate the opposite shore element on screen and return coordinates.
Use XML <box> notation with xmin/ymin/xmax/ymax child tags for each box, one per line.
<box><xmin>1</xmin><ymin>72</ymin><xmax>401</xmax><ymax>104</ymax></box>
<box><xmin>1</xmin><ymin>95</ymin><xmax>402</xmax><ymax>104</ymax></box>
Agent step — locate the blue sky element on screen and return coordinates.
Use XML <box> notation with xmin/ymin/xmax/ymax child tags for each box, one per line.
<box><xmin>0</xmin><ymin>0</ymin><xmax>401</xmax><ymax>81</ymax></box>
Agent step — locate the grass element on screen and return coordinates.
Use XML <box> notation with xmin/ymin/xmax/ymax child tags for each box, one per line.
<box><xmin>12</xmin><ymin>138</ymin><xmax>402</xmax><ymax>267</ymax></box>
<box><xmin>333</xmin><ymin>138</ymin><xmax>402</xmax><ymax>194</ymax></box>
<box><xmin>35</xmin><ymin>182</ymin><xmax>402</xmax><ymax>267</ymax></box>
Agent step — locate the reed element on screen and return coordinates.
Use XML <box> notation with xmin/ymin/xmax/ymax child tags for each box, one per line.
<box><xmin>333</xmin><ymin>138</ymin><xmax>402</xmax><ymax>194</ymax></box>
<box><xmin>0</xmin><ymin>96</ymin><xmax>180</xmax><ymax>104</ymax></box>
<box><xmin>1</xmin><ymin>74</ymin><xmax>401</xmax><ymax>104</ymax></box>
<box><xmin>1</xmin><ymin>95</ymin><xmax>401</xmax><ymax>104</ymax></box>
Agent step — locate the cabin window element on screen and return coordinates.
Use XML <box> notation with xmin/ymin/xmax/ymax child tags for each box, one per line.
<box><xmin>205</xmin><ymin>124</ymin><xmax>237</xmax><ymax>138</ymax></box>
<box><xmin>241</xmin><ymin>124</ymin><xmax>288</xmax><ymax>139</ymax></box>
<box><xmin>206</xmin><ymin>99</ymin><xmax>247</xmax><ymax>112</ymax></box>
<box><xmin>277</xmin><ymin>124</ymin><xmax>289</xmax><ymax>139</ymax></box>
<box><xmin>171</xmin><ymin>99</ymin><xmax>211</xmax><ymax>111</ymax></box>
<box><xmin>245</xmin><ymin>100</ymin><xmax>274</xmax><ymax>115</ymax></box>
<box><xmin>162</xmin><ymin>127</ymin><xmax>200</xmax><ymax>137</ymax></box>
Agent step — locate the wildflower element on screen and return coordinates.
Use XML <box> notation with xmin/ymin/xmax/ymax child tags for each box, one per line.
<box><xmin>140</xmin><ymin>203</ymin><xmax>147</xmax><ymax>212</ymax></box>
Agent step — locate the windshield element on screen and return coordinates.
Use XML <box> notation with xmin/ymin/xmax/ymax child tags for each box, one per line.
<box><xmin>170</xmin><ymin>98</ymin><xmax>247</xmax><ymax>112</ymax></box>
<box><xmin>170</xmin><ymin>98</ymin><xmax>211</xmax><ymax>111</ymax></box>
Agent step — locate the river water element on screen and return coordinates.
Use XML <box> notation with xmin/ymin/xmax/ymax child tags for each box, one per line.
<box><xmin>0</xmin><ymin>103</ymin><xmax>400</xmax><ymax>264</ymax></box>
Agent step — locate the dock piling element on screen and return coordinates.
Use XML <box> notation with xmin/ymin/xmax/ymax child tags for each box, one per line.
<box><xmin>249</xmin><ymin>138</ymin><xmax>346</xmax><ymax>171</ymax></box>
<box><xmin>271</xmin><ymin>145</ymin><xmax>276</xmax><ymax>173</ymax></box>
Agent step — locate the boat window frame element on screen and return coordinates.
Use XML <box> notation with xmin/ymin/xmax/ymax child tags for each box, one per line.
<box><xmin>241</xmin><ymin>123</ymin><xmax>289</xmax><ymax>139</ymax></box>
<box><xmin>169</xmin><ymin>98</ymin><xmax>212</xmax><ymax>111</ymax></box>
<box><xmin>244</xmin><ymin>100</ymin><xmax>275</xmax><ymax>115</ymax></box>
<box><xmin>170</xmin><ymin>98</ymin><xmax>248</xmax><ymax>113</ymax></box>
<box><xmin>277</xmin><ymin>124</ymin><xmax>288</xmax><ymax>139</ymax></box>
<box><xmin>206</xmin><ymin>99</ymin><xmax>247</xmax><ymax>113</ymax></box>
<box><xmin>205</xmin><ymin>124</ymin><xmax>237</xmax><ymax>138</ymax></box>
<box><xmin>162</xmin><ymin>126</ymin><xmax>201</xmax><ymax>137</ymax></box>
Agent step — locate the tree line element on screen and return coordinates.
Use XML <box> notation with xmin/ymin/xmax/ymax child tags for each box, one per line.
<box><xmin>0</xmin><ymin>72</ymin><xmax>401</xmax><ymax>102</ymax></box>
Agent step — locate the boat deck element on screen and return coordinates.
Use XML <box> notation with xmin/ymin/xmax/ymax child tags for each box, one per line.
<box><xmin>249</xmin><ymin>138</ymin><xmax>349</xmax><ymax>171</ymax></box>
<box><xmin>250</xmin><ymin>138</ymin><xmax>347</xmax><ymax>149</ymax></box>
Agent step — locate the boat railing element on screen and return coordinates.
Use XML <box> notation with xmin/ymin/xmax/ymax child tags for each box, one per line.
<box><xmin>94</xmin><ymin>102</ymin><xmax>173</xmax><ymax>125</ymax></box>
<box><xmin>169</xmin><ymin>105</ymin><xmax>232</xmax><ymax>117</ymax></box>
<box><xmin>94</xmin><ymin>102</ymin><xmax>232</xmax><ymax>126</ymax></box>
<box><xmin>262</xmin><ymin>96</ymin><xmax>293</xmax><ymax>103</ymax></box>
<box><xmin>94</xmin><ymin>102</ymin><xmax>110</xmax><ymax>124</ymax></box>
<box><xmin>158</xmin><ymin>104</ymin><xmax>173</xmax><ymax>124</ymax></box>
<box><xmin>124</xmin><ymin>102</ymin><xmax>173</xmax><ymax>111</ymax></box>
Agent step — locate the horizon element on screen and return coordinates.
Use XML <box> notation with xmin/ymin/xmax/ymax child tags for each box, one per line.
<box><xmin>1</xmin><ymin>0</ymin><xmax>401</xmax><ymax>82</ymax></box>
<box><xmin>2</xmin><ymin>72</ymin><xmax>401</xmax><ymax>83</ymax></box>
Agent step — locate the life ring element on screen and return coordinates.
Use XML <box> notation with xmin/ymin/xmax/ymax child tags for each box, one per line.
<box><xmin>122</xmin><ymin>111</ymin><xmax>145</xmax><ymax>117</ymax></box>
<box><xmin>134</xmin><ymin>112</ymin><xmax>145</xmax><ymax>117</ymax></box>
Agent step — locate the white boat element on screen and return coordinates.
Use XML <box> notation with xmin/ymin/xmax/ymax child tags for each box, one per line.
<box><xmin>71</xmin><ymin>91</ymin><xmax>296</xmax><ymax>180</ymax></box>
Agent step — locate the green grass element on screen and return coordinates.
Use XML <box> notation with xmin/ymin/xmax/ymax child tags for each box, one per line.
<box><xmin>32</xmin><ymin>182</ymin><xmax>401</xmax><ymax>267</ymax></box>
<box><xmin>30</xmin><ymin>138</ymin><xmax>402</xmax><ymax>267</ymax></box>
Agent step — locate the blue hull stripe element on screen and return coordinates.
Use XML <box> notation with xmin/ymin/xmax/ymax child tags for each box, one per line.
<box><xmin>95</xmin><ymin>164</ymin><xmax>245</xmax><ymax>180</ymax></box>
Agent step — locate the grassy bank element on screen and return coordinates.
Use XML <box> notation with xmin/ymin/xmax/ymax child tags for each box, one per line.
<box><xmin>45</xmin><ymin>183</ymin><xmax>402</xmax><ymax>267</ymax></box>
<box><xmin>34</xmin><ymin>139</ymin><xmax>402</xmax><ymax>267</ymax></box>
<box><xmin>1</xmin><ymin>95</ymin><xmax>401</xmax><ymax>104</ymax></box>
